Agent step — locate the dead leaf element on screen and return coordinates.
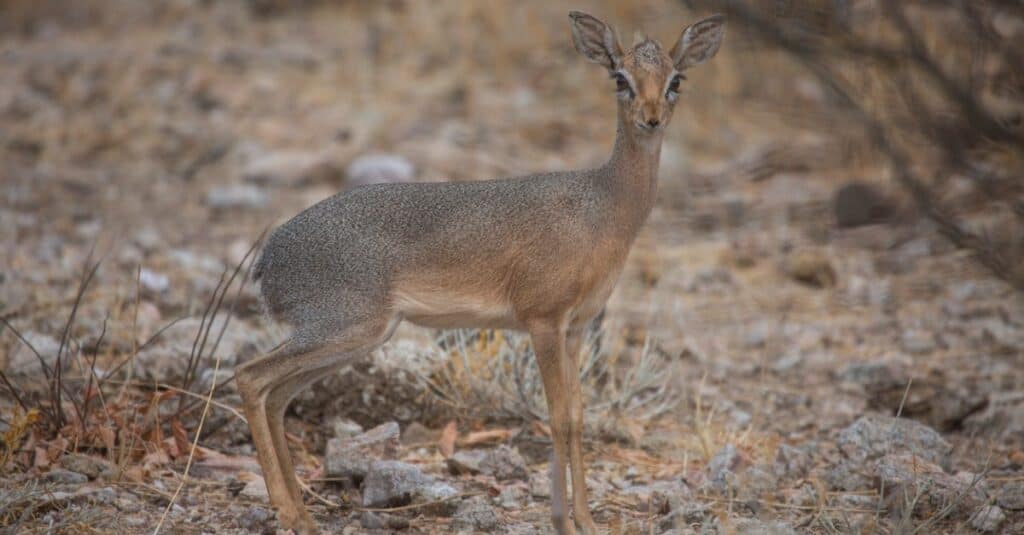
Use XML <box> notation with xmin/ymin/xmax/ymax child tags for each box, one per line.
<box><xmin>439</xmin><ymin>421</ymin><xmax>457</xmax><ymax>458</ymax></box>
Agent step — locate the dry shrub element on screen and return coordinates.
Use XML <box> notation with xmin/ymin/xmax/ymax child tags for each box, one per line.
<box><xmin>422</xmin><ymin>327</ymin><xmax>684</xmax><ymax>442</ymax></box>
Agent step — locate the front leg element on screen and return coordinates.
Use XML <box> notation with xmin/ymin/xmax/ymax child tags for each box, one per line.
<box><xmin>565</xmin><ymin>328</ymin><xmax>598</xmax><ymax>534</ymax></box>
<box><xmin>529</xmin><ymin>322</ymin><xmax>575</xmax><ymax>535</ymax></box>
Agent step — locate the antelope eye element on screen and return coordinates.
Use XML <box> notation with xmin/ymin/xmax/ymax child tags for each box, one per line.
<box><xmin>613</xmin><ymin>73</ymin><xmax>631</xmax><ymax>95</ymax></box>
<box><xmin>667</xmin><ymin>75</ymin><xmax>682</xmax><ymax>94</ymax></box>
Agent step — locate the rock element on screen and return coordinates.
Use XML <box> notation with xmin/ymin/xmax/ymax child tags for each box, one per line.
<box><xmin>837</xmin><ymin>415</ymin><xmax>952</xmax><ymax>469</ymax></box>
<box><xmin>774</xmin><ymin>443</ymin><xmax>812</xmax><ymax>479</ymax></box>
<box><xmin>134</xmin><ymin>315</ymin><xmax>261</xmax><ymax>380</ymax></box>
<box><xmin>205</xmin><ymin>184</ymin><xmax>268</xmax><ymax>209</ymax></box>
<box><xmin>529</xmin><ymin>471</ymin><xmax>551</xmax><ymax>499</ymax></box>
<box><xmin>824</xmin><ymin>461</ymin><xmax>873</xmax><ymax>492</ymax></box>
<box><xmin>345</xmin><ymin>154</ymin><xmax>414</xmax><ymax>188</ymax></box>
<box><xmin>60</xmin><ymin>453</ymin><xmax>113</xmax><ymax>480</ymax></box>
<box><xmin>875</xmin><ymin>454</ymin><xmax>986</xmax><ymax>513</ymax></box>
<box><xmin>997</xmin><ymin>481</ymin><xmax>1024</xmax><ymax>511</ymax></box>
<box><xmin>325</xmin><ymin>422</ymin><xmax>400</xmax><ymax>481</ymax></box>
<box><xmin>41</xmin><ymin>469</ymin><xmax>89</xmax><ymax>485</ymax></box>
<box><xmin>621</xmin><ymin>478</ymin><xmax>690</xmax><ymax>513</ymax></box>
<box><xmin>963</xmin><ymin>392</ymin><xmax>1024</xmax><ymax>443</ymax></box>
<box><xmin>497</xmin><ymin>484</ymin><xmax>529</xmax><ymax>510</ymax></box>
<box><xmin>733</xmin><ymin>518</ymin><xmax>798</xmax><ymax>535</ymax></box>
<box><xmin>834</xmin><ymin>182</ymin><xmax>893</xmax><ymax>228</ymax></box>
<box><xmin>361</xmin><ymin>460</ymin><xmax>452</xmax><ymax>509</ymax></box>
<box><xmin>452</xmin><ymin>496</ymin><xmax>500</xmax><ymax>532</ymax></box>
<box><xmin>783</xmin><ymin>250</ymin><xmax>837</xmax><ymax>288</ymax></box>
<box><xmin>838</xmin><ymin>359</ymin><xmax>909</xmax><ymax>392</ymax></box>
<box><xmin>448</xmin><ymin>446</ymin><xmax>528</xmax><ymax>481</ymax></box>
<box><xmin>447</xmin><ymin>450</ymin><xmax>487</xmax><ymax>475</ymax></box>
<box><xmin>133</xmin><ymin>226</ymin><xmax>163</xmax><ymax>253</ymax></box>
<box><xmin>901</xmin><ymin>329</ymin><xmax>936</xmax><ymax>355</ymax></box>
<box><xmin>331</xmin><ymin>418</ymin><xmax>364</xmax><ymax>440</ymax></box>
<box><xmin>706</xmin><ymin>443</ymin><xmax>741</xmax><ymax>490</ymax></box>
<box><xmin>969</xmin><ymin>505</ymin><xmax>1005</xmax><ymax>533</ymax></box>
<box><xmin>480</xmin><ymin>446</ymin><xmax>529</xmax><ymax>481</ymax></box>
<box><xmin>359</xmin><ymin>511</ymin><xmax>410</xmax><ymax>530</ymax></box>
<box><xmin>139</xmin><ymin>268</ymin><xmax>170</xmax><ymax>294</ymax></box>
<box><xmin>659</xmin><ymin>500</ymin><xmax>712</xmax><ymax>531</ymax></box>
<box><xmin>241</xmin><ymin>150</ymin><xmax>338</xmax><ymax>187</ymax></box>
<box><xmin>6</xmin><ymin>331</ymin><xmax>61</xmax><ymax>372</ymax></box>
<box><xmin>239</xmin><ymin>473</ymin><xmax>269</xmax><ymax>500</ymax></box>
<box><xmin>237</xmin><ymin>506</ymin><xmax>273</xmax><ymax>531</ymax></box>
<box><xmin>685</xmin><ymin>267</ymin><xmax>735</xmax><ymax>294</ymax></box>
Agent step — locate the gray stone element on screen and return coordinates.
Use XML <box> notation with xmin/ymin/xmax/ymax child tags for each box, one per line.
<box><xmin>452</xmin><ymin>496</ymin><xmax>500</xmax><ymax>532</ymax></box>
<box><xmin>238</xmin><ymin>506</ymin><xmax>272</xmax><ymax>531</ymax></box>
<box><xmin>447</xmin><ymin>450</ymin><xmax>487</xmax><ymax>475</ymax></box>
<box><xmin>497</xmin><ymin>485</ymin><xmax>529</xmax><ymax>510</ymax></box>
<box><xmin>529</xmin><ymin>471</ymin><xmax>551</xmax><ymax>499</ymax></box>
<box><xmin>706</xmin><ymin>443</ymin><xmax>740</xmax><ymax>490</ymax></box>
<box><xmin>773</xmin><ymin>443</ymin><xmax>812</xmax><ymax>480</ymax></box>
<box><xmin>359</xmin><ymin>511</ymin><xmax>410</xmax><ymax>530</ymax></box>
<box><xmin>659</xmin><ymin>501</ymin><xmax>711</xmax><ymax>531</ymax></box>
<box><xmin>734</xmin><ymin>518</ymin><xmax>798</xmax><ymax>535</ymax></box>
<box><xmin>837</xmin><ymin>415</ymin><xmax>952</xmax><ymax>469</ymax></box>
<box><xmin>997</xmin><ymin>481</ymin><xmax>1024</xmax><ymax>511</ymax></box>
<box><xmin>901</xmin><ymin>330</ymin><xmax>936</xmax><ymax>355</ymax></box>
<box><xmin>42</xmin><ymin>469</ymin><xmax>89</xmax><ymax>485</ymax></box>
<box><xmin>205</xmin><ymin>184</ymin><xmax>267</xmax><ymax>209</ymax></box>
<box><xmin>325</xmin><ymin>422</ymin><xmax>400</xmax><ymax>481</ymax></box>
<box><xmin>60</xmin><ymin>453</ymin><xmax>112</xmax><ymax>479</ymax></box>
<box><xmin>6</xmin><ymin>331</ymin><xmax>61</xmax><ymax>372</ymax></box>
<box><xmin>346</xmin><ymin>154</ymin><xmax>414</xmax><ymax>188</ymax></box>
<box><xmin>242</xmin><ymin>150</ymin><xmax>335</xmax><ymax>187</ymax></box>
<box><xmin>875</xmin><ymin>454</ymin><xmax>986</xmax><ymax>513</ymax></box>
<box><xmin>969</xmin><ymin>505</ymin><xmax>1005</xmax><ymax>533</ymax></box>
<box><xmin>138</xmin><ymin>268</ymin><xmax>169</xmax><ymax>294</ymax></box>
<box><xmin>361</xmin><ymin>461</ymin><xmax>427</xmax><ymax>508</ymax></box>
<box><xmin>134</xmin><ymin>315</ymin><xmax>260</xmax><ymax>380</ymax></box>
<box><xmin>331</xmin><ymin>418</ymin><xmax>364</xmax><ymax>440</ymax></box>
<box><xmin>480</xmin><ymin>445</ymin><xmax>529</xmax><ymax>481</ymax></box>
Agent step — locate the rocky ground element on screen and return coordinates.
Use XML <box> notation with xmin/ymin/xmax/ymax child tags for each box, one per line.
<box><xmin>2</xmin><ymin>1</ymin><xmax>1023</xmax><ymax>534</ymax></box>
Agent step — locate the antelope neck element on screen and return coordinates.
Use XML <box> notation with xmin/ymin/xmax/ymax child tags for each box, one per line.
<box><xmin>598</xmin><ymin>106</ymin><xmax>664</xmax><ymax>234</ymax></box>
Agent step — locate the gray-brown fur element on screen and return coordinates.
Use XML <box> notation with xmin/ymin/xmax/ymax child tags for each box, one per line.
<box><xmin>238</xmin><ymin>11</ymin><xmax>725</xmax><ymax>535</ymax></box>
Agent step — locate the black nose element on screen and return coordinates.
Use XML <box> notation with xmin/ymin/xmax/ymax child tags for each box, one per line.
<box><xmin>646</xmin><ymin>118</ymin><xmax>660</xmax><ymax>128</ymax></box>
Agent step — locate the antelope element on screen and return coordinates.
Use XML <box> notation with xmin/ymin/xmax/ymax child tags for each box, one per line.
<box><xmin>238</xmin><ymin>11</ymin><xmax>725</xmax><ymax>534</ymax></box>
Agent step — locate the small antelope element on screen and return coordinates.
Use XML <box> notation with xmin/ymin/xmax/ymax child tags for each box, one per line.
<box><xmin>238</xmin><ymin>11</ymin><xmax>725</xmax><ymax>534</ymax></box>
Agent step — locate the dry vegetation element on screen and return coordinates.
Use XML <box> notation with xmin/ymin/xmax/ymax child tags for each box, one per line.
<box><xmin>1</xmin><ymin>0</ymin><xmax>1022</xmax><ymax>533</ymax></box>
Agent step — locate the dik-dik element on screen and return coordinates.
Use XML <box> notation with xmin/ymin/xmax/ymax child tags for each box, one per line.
<box><xmin>239</xmin><ymin>11</ymin><xmax>725</xmax><ymax>534</ymax></box>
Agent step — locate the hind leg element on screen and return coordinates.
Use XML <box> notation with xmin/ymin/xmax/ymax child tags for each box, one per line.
<box><xmin>237</xmin><ymin>317</ymin><xmax>397</xmax><ymax>534</ymax></box>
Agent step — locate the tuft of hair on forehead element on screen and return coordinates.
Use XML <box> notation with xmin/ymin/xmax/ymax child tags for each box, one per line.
<box><xmin>631</xmin><ymin>38</ymin><xmax>666</xmax><ymax>68</ymax></box>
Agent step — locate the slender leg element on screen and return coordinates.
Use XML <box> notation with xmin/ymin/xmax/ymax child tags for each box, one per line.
<box><xmin>265</xmin><ymin>367</ymin><xmax>332</xmax><ymax>527</ymax></box>
<box><xmin>236</xmin><ymin>341</ymin><xmax>323</xmax><ymax>532</ymax></box>
<box><xmin>236</xmin><ymin>318</ymin><xmax>395</xmax><ymax>535</ymax></box>
<box><xmin>565</xmin><ymin>329</ymin><xmax>597</xmax><ymax>534</ymax></box>
<box><xmin>530</xmin><ymin>323</ymin><xmax>575</xmax><ymax>535</ymax></box>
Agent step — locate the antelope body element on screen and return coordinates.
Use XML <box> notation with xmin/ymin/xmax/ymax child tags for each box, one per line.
<box><xmin>238</xmin><ymin>11</ymin><xmax>725</xmax><ymax>535</ymax></box>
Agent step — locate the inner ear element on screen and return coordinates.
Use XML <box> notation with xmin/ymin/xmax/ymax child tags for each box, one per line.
<box><xmin>569</xmin><ymin>11</ymin><xmax>624</xmax><ymax>71</ymax></box>
<box><xmin>671</xmin><ymin>14</ymin><xmax>726</xmax><ymax>71</ymax></box>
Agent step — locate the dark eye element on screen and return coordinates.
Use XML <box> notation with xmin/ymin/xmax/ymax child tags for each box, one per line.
<box><xmin>667</xmin><ymin>74</ymin><xmax>682</xmax><ymax>95</ymax></box>
<box><xmin>613</xmin><ymin>73</ymin><xmax>632</xmax><ymax>96</ymax></box>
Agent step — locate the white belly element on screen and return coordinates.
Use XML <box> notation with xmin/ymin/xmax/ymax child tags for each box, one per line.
<box><xmin>392</xmin><ymin>288</ymin><xmax>519</xmax><ymax>330</ymax></box>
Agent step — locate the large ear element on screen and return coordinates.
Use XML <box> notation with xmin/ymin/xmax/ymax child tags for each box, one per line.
<box><xmin>569</xmin><ymin>11</ymin><xmax>624</xmax><ymax>71</ymax></box>
<box><xmin>670</xmin><ymin>14</ymin><xmax>726</xmax><ymax>70</ymax></box>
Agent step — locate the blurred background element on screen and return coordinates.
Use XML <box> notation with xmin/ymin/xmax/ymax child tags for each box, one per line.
<box><xmin>1</xmin><ymin>1</ymin><xmax>1023</xmax><ymax>533</ymax></box>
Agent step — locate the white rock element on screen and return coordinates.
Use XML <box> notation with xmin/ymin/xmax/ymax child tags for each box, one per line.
<box><xmin>206</xmin><ymin>184</ymin><xmax>267</xmax><ymax>209</ymax></box>
<box><xmin>346</xmin><ymin>154</ymin><xmax>414</xmax><ymax>188</ymax></box>
<box><xmin>139</xmin><ymin>268</ymin><xmax>169</xmax><ymax>293</ymax></box>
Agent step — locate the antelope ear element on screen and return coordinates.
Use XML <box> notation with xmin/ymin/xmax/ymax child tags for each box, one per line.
<box><xmin>670</xmin><ymin>14</ymin><xmax>726</xmax><ymax>70</ymax></box>
<box><xmin>569</xmin><ymin>11</ymin><xmax>624</xmax><ymax>71</ymax></box>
